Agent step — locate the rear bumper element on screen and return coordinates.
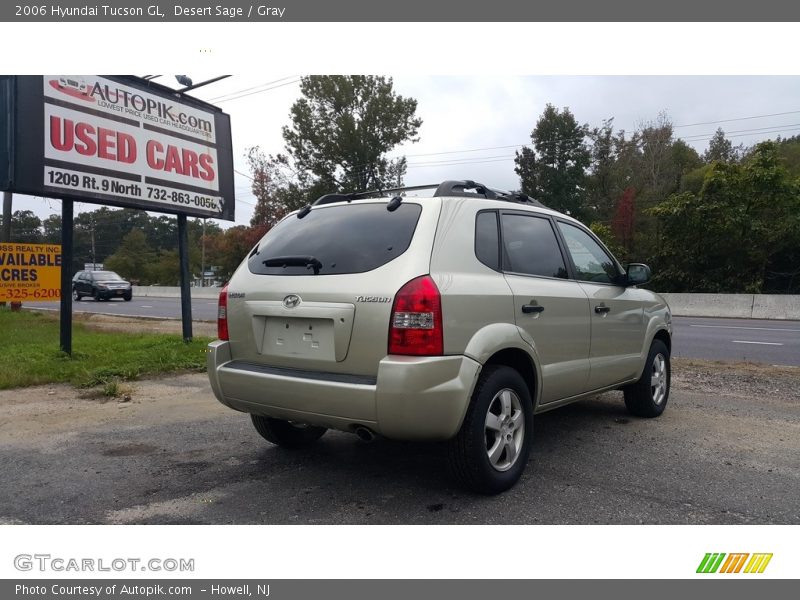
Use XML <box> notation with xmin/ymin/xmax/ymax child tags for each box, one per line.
<box><xmin>207</xmin><ymin>341</ymin><xmax>481</xmax><ymax>441</ymax></box>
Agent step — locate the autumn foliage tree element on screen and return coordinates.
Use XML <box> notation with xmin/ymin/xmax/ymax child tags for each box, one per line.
<box><xmin>612</xmin><ymin>187</ymin><xmax>636</xmax><ymax>255</ymax></box>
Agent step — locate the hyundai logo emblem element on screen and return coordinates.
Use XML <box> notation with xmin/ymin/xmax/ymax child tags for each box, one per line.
<box><xmin>283</xmin><ymin>294</ymin><xmax>301</xmax><ymax>309</ymax></box>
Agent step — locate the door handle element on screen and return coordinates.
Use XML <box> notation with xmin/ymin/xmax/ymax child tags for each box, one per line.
<box><xmin>594</xmin><ymin>305</ymin><xmax>610</xmax><ymax>314</ymax></box>
<box><xmin>522</xmin><ymin>304</ymin><xmax>545</xmax><ymax>314</ymax></box>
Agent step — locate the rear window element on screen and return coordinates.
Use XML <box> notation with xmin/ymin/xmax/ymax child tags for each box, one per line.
<box><xmin>93</xmin><ymin>271</ymin><xmax>123</xmax><ymax>280</ymax></box>
<box><xmin>248</xmin><ymin>202</ymin><xmax>423</xmax><ymax>276</ymax></box>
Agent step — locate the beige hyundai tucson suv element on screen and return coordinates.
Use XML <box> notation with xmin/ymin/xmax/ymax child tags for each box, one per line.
<box><xmin>207</xmin><ymin>180</ymin><xmax>672</xmax><ymax>493</ymax></box>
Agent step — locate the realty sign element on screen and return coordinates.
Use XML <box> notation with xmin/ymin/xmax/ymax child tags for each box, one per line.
<box><xmin>0</xmin><ymin>243</ymin><xmax>62</xmax><ymax>302</ymax></box>
<box><xmin>0</xmin><ymin>76</ymin><xmax>235</xmax><ymax>220</ymax></box>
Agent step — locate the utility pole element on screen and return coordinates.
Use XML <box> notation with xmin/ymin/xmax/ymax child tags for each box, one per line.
<box><xmin>90</xmin><ymin>214</ymin><xmax>96</xmax><ymax>269</ymax></box>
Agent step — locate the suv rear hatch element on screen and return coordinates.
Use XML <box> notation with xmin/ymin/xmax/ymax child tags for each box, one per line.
<box><xmin>223</xmin><ymin>199</ymin><xmax>441</xmax><ymax>377</ymax></box>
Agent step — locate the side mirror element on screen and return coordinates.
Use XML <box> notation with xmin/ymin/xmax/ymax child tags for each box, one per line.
<box><xmin>625</xmin><ymin>263</ymin><xmax>651</xmax><ymax>286</ymax></box>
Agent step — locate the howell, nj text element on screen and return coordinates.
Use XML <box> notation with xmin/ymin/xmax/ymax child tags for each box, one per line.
<box><xmin>209</xmin><ymin>584</ymin><xmax>271</xmax><ymax>596</ymax></box>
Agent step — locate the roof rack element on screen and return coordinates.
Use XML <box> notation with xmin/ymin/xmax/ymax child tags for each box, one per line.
<box><xmin>311</xmin><ymin>180</ymin><xmax>548</xmax><ymax>208</ymax></box>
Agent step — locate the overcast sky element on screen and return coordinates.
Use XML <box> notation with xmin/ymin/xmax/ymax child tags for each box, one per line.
<box><xmin>13</xmin><ymin>75</ymin><xmax>800</xmax><ymax>227</ymax></box>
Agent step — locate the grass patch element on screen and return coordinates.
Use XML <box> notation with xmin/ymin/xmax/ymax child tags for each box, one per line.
<box><xmin>0</xmin><ymin>308</ymin><xmax>212</xmax><ymax>389</ymax></box>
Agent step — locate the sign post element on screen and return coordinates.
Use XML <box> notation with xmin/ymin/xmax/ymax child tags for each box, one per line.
<box><xmin>59</xmin><ymin>200</ymin><xmax>73</xmax><ymax>354</ymax></box>
<box><xmin>177</xmin><ymin>213</ymin><xmax>192</xmax><ymax>342</ymax></box>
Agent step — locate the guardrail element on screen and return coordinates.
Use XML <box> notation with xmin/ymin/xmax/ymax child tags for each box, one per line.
<box><xmin>133</xmin><ymin>286</ymin><xmax>219</xmax><ymax>300</ymax></box>
<box><xmin>132</xmin><ymin>287</ymin><xmax>800</xmax><ymax>320</ymax></box>
<box><xmin>661</xmin><ymin>293</ymin><xmax>800</xmax><ymax>320</ymax></box>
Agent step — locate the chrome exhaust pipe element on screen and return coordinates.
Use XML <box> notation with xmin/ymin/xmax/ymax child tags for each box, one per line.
<box><xmin>354</xmin><ymin>426</ymin><xmax>376</xmax><ymax>443</ymax></box>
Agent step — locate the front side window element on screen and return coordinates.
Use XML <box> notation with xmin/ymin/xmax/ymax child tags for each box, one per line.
<box><xmin>500</xmin><ymin>214</ymin><xmax>568</xmax><ymax>279</ymax></box>
<box><xmin>557</xmin><ymin>222</ymin><xmax>619</xmax><ymax>284</ymax></box>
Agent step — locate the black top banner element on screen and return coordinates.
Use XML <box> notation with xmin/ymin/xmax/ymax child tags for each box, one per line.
<box><xmin>2</xmin><ymin>0</ymin><xmax>799</xmax><ymax>22</ymax></box>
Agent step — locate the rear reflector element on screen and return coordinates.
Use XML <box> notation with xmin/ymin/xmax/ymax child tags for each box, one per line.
<box><xmin>388</xmin><ymin>275</ymin><xmax>443</xmax><ymax>356</ymax></box>
<box><xmin>218</xmin><ymin>284</ymin><xmax>229</xmax><ymax>341</ymax></box>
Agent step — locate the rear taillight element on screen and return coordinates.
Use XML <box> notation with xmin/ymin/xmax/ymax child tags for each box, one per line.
<box><xmin>388</xmin><ymin>275</ymin><xmax>443</xmax><ymax>356</ymax></box>
<box><xmin>217</xmin><ymin>284</ymin><xmax>229</xmax><ymax>341</ymax></box>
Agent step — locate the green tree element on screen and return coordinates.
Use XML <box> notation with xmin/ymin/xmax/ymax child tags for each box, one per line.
<box><xmin>104</xmin><ymin>228</ymin><xmax>156</xmax><ymax>284</ymax></box>
<box><xmin>282</xmin><ymin>75</ymin><xmax>422</xmax><ymax>194</ymax></box>
<box><xmin>704</xmin><ymin>128</ymin><xmax>741</xmax><ymax>164</ymax></box>
<box><xmin>586</xmin><ymin>118</ymin><xmax>617</xmax><ymax>220</ymax></box>
<box><xmin>515</xmin><ymin>104</ymin><xmax>591</xmax><ymax>219</ymax></box>
<box><xmin>148</xmin><ymin>250</ymin><xmax>180</xmax><ymax>286</ymax></box>
<box><xmin>650</xmin><ymin>141</ymin><xmax>800</xmax><ymax>292</ymax></box>
<box><xmin>247</xmin><ymin>76</ymin><xmax>422</xmax><ymax>227</ymax></box>
<box><xmin>589</xmin><ymin>222</ymin><xmax>625</xmax><ymax>259</ymax></box>
<box><xmin>2</xmin><ymin>210</ymin><xmax>43</xmax><ymax>243</ymax></box>
<box><xmin>42</xmin><ymin>214</ymin><xmax>62</xmax><ymax>244</ymax></box>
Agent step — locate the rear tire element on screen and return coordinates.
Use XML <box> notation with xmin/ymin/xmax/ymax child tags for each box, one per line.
<box><xmin>250</xmin><ymin>415</ymin><xmax>327</xmax><ymax>449</ymax></box>
<box><xmin>447</xmin><ymin>365</ymin><xmax>534</xmax><ymax>494</ymax></box>
<box><xmin>624</xmin><ymin>339</ymin><xmax>670</xmax><ymax>418</ymax></box>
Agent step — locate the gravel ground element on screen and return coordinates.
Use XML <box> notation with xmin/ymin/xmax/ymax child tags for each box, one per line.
<box><xmin>0</xmin><ymin>359</ymin><xmax>797</xmax><ymax>525</ymax></box>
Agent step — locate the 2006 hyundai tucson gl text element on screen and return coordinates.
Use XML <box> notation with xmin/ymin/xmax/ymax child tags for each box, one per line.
<box><xmin>207</xmin><ymin>180</ymin><xmax>672</xmax><ymax>494</ymax></box>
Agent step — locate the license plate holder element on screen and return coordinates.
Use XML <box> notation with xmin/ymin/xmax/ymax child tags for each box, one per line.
<box><xmin>261</xmin><ymin>317</ymin><xmax>335</xmax><ymax>361</ymax></box>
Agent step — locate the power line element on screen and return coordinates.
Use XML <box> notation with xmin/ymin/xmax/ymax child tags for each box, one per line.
<box><xmin>674</xmin><ymin>110</ymin><xmax>800</xmax><ymax>129</ymax></box>
<box><xmin>681</xmin><ymin>122</ymin><xmax>800</xmax><ymax>140</ymax></box>
<box><xmin>400</xmin><ymin>143</ymin><xmax>526</xmax><ymax>159</ymax></box>
<box><xmin>407</xmin><ymin>154</ymin><xmax>516</xmax><ymax>167</ymax></box>
<box><xmin>213</xmin><ymin>79</ymin><xmax>301</xmax><ymax>104</ymax></box>
<box><xmin>208</xmin><ymin>76</ymin><xmax>299</xmax><ymax>102</ymax></box>
<box><xmin>384</xmin><ymin>110</ymin><xmax>800</xmax><ymax>163</ymax></box>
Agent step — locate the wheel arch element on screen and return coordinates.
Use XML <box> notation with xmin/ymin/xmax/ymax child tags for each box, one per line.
<box><xmin>463</xmin><ymin>323</ymin><xmax>542</xmax><ymax>409</ymax></box>
<box><xmin>483</xmin><ymin>348</ymin><xmax>539</xmax><ymax>411</ymax></box>
<box><xmin>652</xmin><ymin>328</ymin><xmax>672</xmax><ymax>354</ymax></box>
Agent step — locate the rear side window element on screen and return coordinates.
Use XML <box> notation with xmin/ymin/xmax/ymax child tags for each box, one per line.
<box><xmin>248</xmin><ymin>203</ymin><xmax>423</xmax><ymax>276</ymax></box>
<box><xmin>475</xmin><ymin>211</ymin><xmax>500</xmax><ymax>270</ymax></box>
<box><xmin>501</xmin><ymin>214</ymin><xmax>568</xmax><ymax>279</ymax></box>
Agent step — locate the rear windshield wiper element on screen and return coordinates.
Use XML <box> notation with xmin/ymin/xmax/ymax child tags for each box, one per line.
<box><xmin>262</xmin><ymin>255</ymin><xmax>323</xmax><ymax>275</ymax></box>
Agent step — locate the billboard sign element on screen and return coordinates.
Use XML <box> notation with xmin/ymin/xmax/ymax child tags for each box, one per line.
<box><xmin>0</xmin><ymin>76</ymin><xmax>235</xmax><ymax>221</ymax></box>
<box><xmin>0</xmin><ymin>242</ymin><xmax>62</xmax><ymax>302</ymax></box>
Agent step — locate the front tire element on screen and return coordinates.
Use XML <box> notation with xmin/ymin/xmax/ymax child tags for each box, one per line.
<box><xmin>624</xmin><ymin>339</ymin><xmax>670</xmax><ymax>418</ymax></box>
<box><xmin>447</xmin><ymin>365</ymin><xmax>534</xmax><ymax>494</ymax></box>
<box><xmin>250</xmin><ymin>415</ymin><xmax>327</xmax><ymax>449</ymax></box>
<box><xmin>72</xmin><ymin>288</ymin><xmax>82</xmax><ymax>301</ymax></box>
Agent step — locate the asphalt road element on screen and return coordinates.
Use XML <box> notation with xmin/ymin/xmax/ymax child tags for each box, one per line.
<box><xmin>671</xmin><ymin>316</ymin><xmax>800</xmax><ymax>366</ymax></box>
<box><xmin>1</xmin><ymin>364</ymin><xmax>797</xmax><ymax>525</ymax></box>
<box><xmin>28</xmin><ymin>296</ymin><xmax>800</xmax><ymax>366</ymax></box>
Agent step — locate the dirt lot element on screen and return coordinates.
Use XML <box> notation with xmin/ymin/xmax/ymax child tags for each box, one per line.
<box><xmin>0</xmin><ymin>359</ymin><xmax>798</xmax><ymax>524</ymax></box>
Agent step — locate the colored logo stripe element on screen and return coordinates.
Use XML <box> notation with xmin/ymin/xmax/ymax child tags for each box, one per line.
<box><xmin>719</xmin><ymin>553</ymin><xmax>749</xmax><ymax>573</ymax></box>
<box><xmin>697</xmin><ymin>553</ymin><xmax>726</xmax><ymax>573</ymax></box>
<box><xmin>744</xmin><ymin>553</ymin><xmax>773</xmax><ymax>574</ymax></box>
<box><xmin>697</xmin><ymin>553</ymin><xmax>773</xmax><ymax>574</ymax></box>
